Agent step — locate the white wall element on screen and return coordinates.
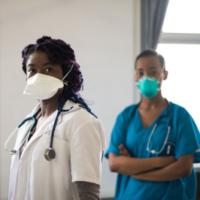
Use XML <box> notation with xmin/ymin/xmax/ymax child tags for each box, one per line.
<box><xmin>0</xmin><ymin>0</ymin><xmax>140</xmax><ymax>199</ymax></box>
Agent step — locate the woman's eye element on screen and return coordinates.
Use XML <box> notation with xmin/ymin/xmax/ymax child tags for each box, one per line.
<box><xmin>137</xmin><ymin>72</ymin><xmax>143</xmax><ymax>76</ymax></box>
<box><xmin>46</xmin><ymin>68</ymin><xmax>53</xmax><ymax>72</ymax></box>
<box><xmin>150</xmin><ymin>71</ymin><xmax>156</xmax><ymax>75</ymax></box>
<box><xmin>28</xmin><ymin>69</ymin><xmax>35</xmax><ymax>73</ymax></box>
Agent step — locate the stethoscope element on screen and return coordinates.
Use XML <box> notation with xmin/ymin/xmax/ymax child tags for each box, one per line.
<box><xmin>127</xmin><ymin>100</ymin><xmax>172</xmax><ymax>155</ymax></box>
<box><xmin>4</xmin><ymin>100</ymin><xmax>73</xmax><ymax>161</ymax></box>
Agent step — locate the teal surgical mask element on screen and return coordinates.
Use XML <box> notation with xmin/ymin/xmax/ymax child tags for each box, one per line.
<box><xmin>137</xmin><ymin>76</ymin><xmax>160</xmax><ymax>98</ymax></box>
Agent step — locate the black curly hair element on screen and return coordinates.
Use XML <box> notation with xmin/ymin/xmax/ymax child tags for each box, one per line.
<box><xmin>22</xmin><ymin>36</ymin><xmax>96</xmax><ymax>117</ymax></box>
<box><xmin>22</xmin><ymin>36</ymin><xmax>83</xmax><ymax>93</ymax></box>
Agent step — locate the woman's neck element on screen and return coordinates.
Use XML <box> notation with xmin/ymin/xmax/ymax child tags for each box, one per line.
<box><xmin>39</xmin><ymin>100</ymin><xmax>58</xmax><ymax>117</ymax></box>
<box><xmin>39</xmin><ymin>92</ymin><xmax>65</xmax><ymax>117</ymax></box>
<box><xmin>140</xmin><ymin>92</ymin><xmax>167</xmax><ymax>110</ymax></box>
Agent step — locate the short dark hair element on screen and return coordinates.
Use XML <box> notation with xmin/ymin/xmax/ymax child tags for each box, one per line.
<box><xmin>135</xmin><ymin>49</ymin><xmax>166</xmax><ymax>71</ymax></box>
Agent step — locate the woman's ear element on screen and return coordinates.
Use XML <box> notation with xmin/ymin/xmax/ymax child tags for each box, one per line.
<box><xmin>164</xmin><ymin>70</ymin><xmax>168</xmax><ymax>80</ymax></box>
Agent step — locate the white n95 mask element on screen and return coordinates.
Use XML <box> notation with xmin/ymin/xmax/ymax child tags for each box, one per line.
<box><xmin>23</xmin><ymin>65</ymin><xmax>74</xmax><ymax>100</ymax></box>
<box><xmin>23</xmin><ymin>73</ymin><xmax>64</xmax><ymax>100</ymax></box>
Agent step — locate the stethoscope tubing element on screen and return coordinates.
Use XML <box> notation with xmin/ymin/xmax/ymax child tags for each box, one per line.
<box><xmin>4</xmin><ymin>101</ymin><xmax>68</xmax><ymax>156</ymax></box>
<box><xmin>127</xmin><ymin>99</ymin><xmax>172</xmax><ymax>155</ymax></box>
<box><xmin>49</xmin><ymin>101</ymin><xmax>68</xmax><ymax>149</ymax></box>
<box><xmin>146</xmin><ymin>124</ymin><xmax>171</xmax><ymax>154</ymax></box>
<box><xmin>5</xmin><ymin>100</ymin><xmax>103</xmax><ymax>161</ymax></box>
<box><xmin>4</xmin><ymin>116</ymin><xmax>37</xmax><ymax>154</ymax></box>
<box><xmin>4</xmin><ymin>127</ymin><xmax>19</xmax><ymax>153</ymax></box>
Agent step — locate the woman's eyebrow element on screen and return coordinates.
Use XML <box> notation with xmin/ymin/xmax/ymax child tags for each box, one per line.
<box><xmin>136</xmin><ymin>68</ymin><xmax>143</xmax><ymax>71</ymax></box>
<box><xmin>148</xmin><ymin>66</ymin><xmax>157</xmax><ymax>70</ymax></box>
<box><xmin>43</xmin><ymin>62</ymin><xmax>54</xmax><ymax>66</ymax></box>
<box><xmin>27</xmin><ymin>64</ymin><xmax>35</xmax><ymax>67</ymax></box>
<box><xmin>27</xmin><ymin>62</ymin><xmax>54</xmax><ymax>67</ymax></box>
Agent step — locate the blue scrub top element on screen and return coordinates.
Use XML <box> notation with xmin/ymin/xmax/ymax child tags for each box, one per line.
<box><xmin>105</xmin><ymin>102</ymin><xmax>200</xmax><ymax>200</ymax></box>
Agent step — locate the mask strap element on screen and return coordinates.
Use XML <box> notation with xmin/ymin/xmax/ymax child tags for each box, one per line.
<box><xmin>157</xmin><ymin>80</ymin><xmax>161</xmax><ymax>91</ymax></box>
<box><xmin>62</xmin><ymin>64</ymin><xmax>74</xmax><ymax>85</ymax></box>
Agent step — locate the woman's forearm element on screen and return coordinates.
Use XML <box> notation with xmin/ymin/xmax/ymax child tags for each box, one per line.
<box><xmin>132</xmin><ymin>154</ymin><xmax>194</xmax><ymax>182</ymax></box>
<box><xmin>108</xmin><ymin>153</ymin><xmax>175</xmax><ymax>175</ymax></box>
<box><xmin>75</xmin><ymin>181</ymin><xmax>100</xmax><ymax>200</ymax></box>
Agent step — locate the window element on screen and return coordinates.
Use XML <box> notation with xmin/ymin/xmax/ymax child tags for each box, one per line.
<box><xmin>157</xmin><ymin>0</ymin><xmax>200</xmax><ymax>129</ymax></box>
<box><xmin>162</xmin><ymin>0</ymin><xmax>200</xmax><ymax>34</ymax></box>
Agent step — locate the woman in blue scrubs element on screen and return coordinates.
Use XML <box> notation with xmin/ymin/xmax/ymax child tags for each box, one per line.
<box><xmin>105</xmin><ymin>49</ymin><xmax>200</xmax><ymax>200</ymax></box>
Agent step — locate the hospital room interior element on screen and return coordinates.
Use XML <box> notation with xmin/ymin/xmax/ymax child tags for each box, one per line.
<box><xmin>1</xmin><ymin>0</ymin><xmax>200</xmax><ymax>199</ymax></box>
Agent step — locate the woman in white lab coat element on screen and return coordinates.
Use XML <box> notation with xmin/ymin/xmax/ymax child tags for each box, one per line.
<box><xmin>7</xmin><ymin>36</ymin><xmax>106</xmax><ymax>200</ymax></box>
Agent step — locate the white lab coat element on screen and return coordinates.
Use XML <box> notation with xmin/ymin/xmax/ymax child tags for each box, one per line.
<box><xmin>9</xmin><ymin>100</ymin><xmax>106</xmax><ymax>200</ymax></box>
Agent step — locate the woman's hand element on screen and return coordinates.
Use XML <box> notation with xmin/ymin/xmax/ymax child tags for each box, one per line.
<box><xmin>118</xmin><ymin>144</ymin><xmax>131</xmax><ymax>157</ymax></box>
<box><xmin>108</xmin><ymin>145</ymin><xmax>176</xmax><ymax>176</ymax></box>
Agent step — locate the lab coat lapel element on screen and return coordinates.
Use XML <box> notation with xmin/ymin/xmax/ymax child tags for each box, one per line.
<box><xmin>14</xmin><ymin>104</ymin><xmax>41</xmax><ymax>151</ymax></box>
<box><xmin>19</xmin><ymin>100</ymin><xmax>81</xmax><ymax>158</ymax></box>
<box><xmin>40</xmin><ymin>100</ymin><xmax>80</xmax><ymax>134</ymax></box>
<box><xmin>24</xmin><ymin>100</ymin><xmax>80</xmax><ymax>146</ymax></box>
<box><xmin>14</xmin><ymin>121</ymin><xmax>32</xmax><ymax>151</ymax></box>
<box><xmin>27</xmin><ymin>110</ymin><xmax>58</xmax><ymax>142</ymax></box>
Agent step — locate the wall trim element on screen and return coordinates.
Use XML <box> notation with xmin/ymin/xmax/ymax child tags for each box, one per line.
<box><xmin>100</xmin><ymin>190</ymin><xmax>115</xmax><ymax>198</ymax></box>
<box><xmin>133</xmin><ymin>0</ymin><xmax>141</xmax><ymax>103</ymax></box>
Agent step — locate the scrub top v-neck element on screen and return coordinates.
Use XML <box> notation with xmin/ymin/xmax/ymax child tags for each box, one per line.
<box><xmin>137</xmin><ymin>105</ymin><xmax>167</xmax><ymax>130</ymax></box>
<box><xmin>105</xmin><ymin>102</ymin><xmax>200</xmax><ymax>200</ymax></box>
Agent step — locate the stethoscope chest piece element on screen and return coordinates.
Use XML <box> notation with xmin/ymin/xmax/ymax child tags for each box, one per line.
<box><xmin>44</xmin><ymin>148</ymin><xmax>56</xmax><ymax>161</ymax></box>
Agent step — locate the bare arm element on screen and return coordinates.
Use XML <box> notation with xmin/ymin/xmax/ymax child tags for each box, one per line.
<box><xmin>108</xmin><ymin>151</ymin><xmax>175</xmax><ymax>175</ymax></box>
<box><xmin>132</xmin><ymin>154</ymin><xmax>194</xmax><ymax>182</ymax></box>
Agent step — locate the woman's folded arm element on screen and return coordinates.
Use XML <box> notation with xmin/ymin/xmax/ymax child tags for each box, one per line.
<box><xmin>108</xmin><ymin>153</ymin><xmax>175</xmax><ymax>175</ymax></box>
<box><xmin>131</xmin><ymin>154</ymin><xmax>194</xmax><ymax>181</ymax></box>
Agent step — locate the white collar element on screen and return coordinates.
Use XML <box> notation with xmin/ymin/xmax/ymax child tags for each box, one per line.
<box><xmin>28</xmin><ymin>100</ymin><xmax>81</xmax><ymax>118</ymax></box>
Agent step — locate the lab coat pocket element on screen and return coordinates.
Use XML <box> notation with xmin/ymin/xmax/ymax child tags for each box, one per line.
<box><xmin>30</xmin><ymin>132</ymin><xmax>70</xmax><ymax>165</ymax></box>
<box><xmin>44</xmin><ymin>129</ymin><xmax>69</xmax><ymax>144</ymax></box>
<box><xmin>43</xmin><ymin>130</ymin><xmax>70</xmax><ymax>147</ymax></box>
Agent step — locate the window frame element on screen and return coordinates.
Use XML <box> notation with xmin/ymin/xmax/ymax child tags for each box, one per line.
<box><xmin>159</xmin><ymin>32</ymin><xmax>200</xmax><ymax>44</ymax></box>
<box><xmin>158</xmin><ymin>32</ymin><xmax>200</xmax><ymax>171</ymax></box>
